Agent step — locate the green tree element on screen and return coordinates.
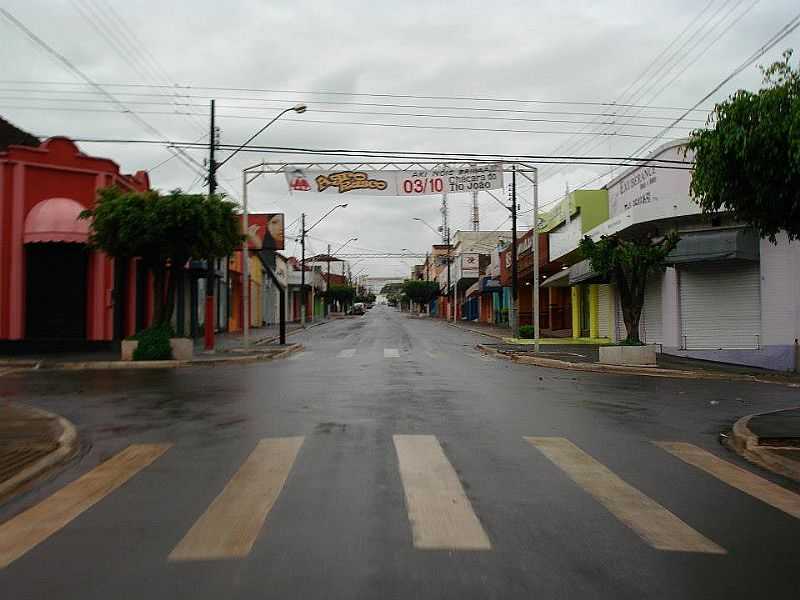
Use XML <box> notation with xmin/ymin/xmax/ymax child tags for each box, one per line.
<box><xmin>579</xmin><ymin>232</ymin><xmax>679</xmax><ymax>345</ymax></box>
<box><xmin>81</xmin><ymin>187</ymin><xmax>243</xmax><ymax>328</ymax></box>
<box><xmin>687</xmin><ymin>50</ymin><xmax>800</xmax><ymax>242</ymax></box>
<box><xmin>402</xmin><ymin>280</ymin><xmax>440</xmax><ymax>309</ymax></box>
<box><xmin>324</xmin><ymin>284</ymin><xmax>356</xmax><ymax>309</ymax></box>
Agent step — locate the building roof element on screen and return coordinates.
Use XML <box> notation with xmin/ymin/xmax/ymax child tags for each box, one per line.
<box><xmin>0</xmin><ymin>116</ymin><xmax>39</xmax><ymax>152</ymax></box>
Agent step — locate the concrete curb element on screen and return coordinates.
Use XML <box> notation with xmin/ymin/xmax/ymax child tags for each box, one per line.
<box><xmin>476</xmin><ymin>344</ymin><xmax>800</xmax><ymax>387</ymax></box>
<box><xmin>3</xmin><ymin>344</ymin><xmax>304</xmax><ymax>372</ymax></box>
<box><xmin>253</xmin><ymin>319</ymin><xmax>332</xmax><ymax>346</ymax></box>
<box><xmin>0</xmin><ymin>405</ymin><xmax>79</xmax><ymax>502</ymax></box>
<box><xmin>726</xmin><ymin>408</ymin><xmax>800</xmax><ymax>483</ymax></box>
<box><xmin>446</xmin><ymin>322</ymin><xmax>507</xmax><ymax>340</ymax></box>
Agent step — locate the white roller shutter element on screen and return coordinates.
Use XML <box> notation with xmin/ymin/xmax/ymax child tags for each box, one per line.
<box><xmin>640</xmin><ymin>275</ymin><xmax>663</xmax><ymax>345</ymax></box>
<box><xmin>598</xmin><ymin>284</ymin><xmax>611</xmax><ymax>338</ymax></box>
<box><xmin>679</xmin><ymin>261</ymin><xmax>761</xmax><ymax>349</ymax></box>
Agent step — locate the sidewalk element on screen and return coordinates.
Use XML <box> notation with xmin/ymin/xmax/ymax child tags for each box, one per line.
<box><xmin>0</xmin><ymin>402</ymin><xmax>78</xmax><ymax>501</ymax></box>
<box><xmin>445</xmin><ymin>320</ymin><xmax>800</xmax><ymax>385</ymax></box>
<box><xmin>728</xmin><ymin>407</ymin><xmax>800</xmax><ymax>482</ymax></box>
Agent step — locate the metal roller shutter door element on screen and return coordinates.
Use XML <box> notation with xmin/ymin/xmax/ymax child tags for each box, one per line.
<box><xmin>598</xmin><ymin>285</ymin><xmax>610</xmax><ymax>338</ymax></box>
<box><xmin>679</xmin><ymin>261</ymin><xmax>760</xmax><ymax>349</ymax></box>
<box><xmin>641</xmin><ymin>275</ymin><xmax>663</xmax><ymax>345</ymax></box>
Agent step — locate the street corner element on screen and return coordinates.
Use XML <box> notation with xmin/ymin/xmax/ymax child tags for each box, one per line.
<box><xmin>727</xmin><ymin>407</ymin><xmax>800</xmax><ymax>483</ymax></box>
<box><xmin>0</xmin><ymin>403</ymin><xmax>79</xmax><ymax>504</ymax></box>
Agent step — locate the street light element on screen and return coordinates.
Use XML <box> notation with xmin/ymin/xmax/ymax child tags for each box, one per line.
<box><xmin>300</xmin><ymin>204</ymin><xmax>348</xmax><ymax>328</ymax></box>
<box><xmin>325</xmin><ymin>237</ymin><xmax>358</xmax><ymax>313</ymax></box>
<box><xmin>412</xmin><ymin>217</ymin><xmax>441</xmax><ymax>237</ymax></box>
<box><xmin>234</xmin><ymin>104</ymin><xmax>308</xmax><ymax>350</ymax></box>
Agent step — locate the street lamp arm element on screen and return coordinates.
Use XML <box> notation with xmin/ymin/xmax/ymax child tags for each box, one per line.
<box><xmin>306</xmin><ymin>204</ymin><xmax>347</xmax><ymax>234</ymax></box>
<box><xmin>412</xmin><ymin>217</ymin><xmax>439</xmax><ymax>235</ymax></box>
<box><xmin>217</xmin><ymin>103</ymin><xmax>305</xmax><ymax>170</ymax></box>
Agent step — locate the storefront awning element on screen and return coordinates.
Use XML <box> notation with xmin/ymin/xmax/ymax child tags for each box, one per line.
<box><xmin>23</xmin><ymin>198</ymin><xmax>89</xmax><ymax>243</ymax></box>
<box><xmin>666</xmin><ymin>228</ymin><xmax>759</xmax><ymax>264</ymax></box>
<box><xmin>479</xmin><ymin>277</ymin><xmax>502</xmax><ymax>293</ymax></box>
<box><xmin>568</xmin><ymin>259</ymin><xmax>607</xmax><ymax>285</ymax></box>
<box><xmin>541</xmin><ymin>269</ymin><xmax>570</xmax><ymax>288</ymax></box>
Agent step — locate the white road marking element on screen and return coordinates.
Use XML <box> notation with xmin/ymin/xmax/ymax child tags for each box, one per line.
<box><xmin>169</xmin><ymin>437</ymin><xmax>304</xmax><ymax>561</ymax></box>
<box><xmin>384</xmin><ymin>348</ymin><xmax>400</xmax><ymax>358</ymax></box>
<box><xmin>526</xmin><ymin>437</ymin><xmax>726</xmax><ymax>554</ymax></box>
<box><xmin>393</xmin><ymin>434</ymin><xmax>491</xmax><ymax>550</ymax></box>
<box><xmin>338</xmin><ymin>348</ymin><xmax>356</xmax><ymax>358</ymax></box>
<box><xmin>656</xmin><ymin>441</ymin><xmax>800</xmax><ymax>519</ymax></box>
<box><xmin>0</xmin><ymin>444</ymin><xmax>172</xmax><ymax>568</ymax></box>
<box><xmin>288</xmin><ymin>351</ymin><xmax>311</xmax><ymax>361</ymax></box>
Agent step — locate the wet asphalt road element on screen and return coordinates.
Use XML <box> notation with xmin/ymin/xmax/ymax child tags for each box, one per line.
<box><xmin>1</xmin><ymin>306</ymin><xmax>799</xmax><ymax>599</ymax></box>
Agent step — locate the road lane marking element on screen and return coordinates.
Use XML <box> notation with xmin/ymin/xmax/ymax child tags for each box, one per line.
<box><xmin>338</xmin><ymin>348</ymin><xmax>356</xmax><ymax>358</ymax></box>
<box><xmin>384</xmin><ymin>348</ymin><xmax>400</xmax><ymax>358</ymax></box>
<box><xmin>288</xmin><ymin>351</ymin><xmax>311</xmax><ymax>361</ymax></box>
<box><xmin>169</xmin><ymin>437</ymin><xmax>304</xmax><ymax>561</ymax></box>
<box><xmin>525</xmin><ymin>437</ymin><xmax>725</xmax><ymax>554</ymax></box>
<box><xmin>393</xmin><ymin>434</ymin><xmax>491</xmax><ymax>550</ymax></box>
<box><xmin>655</xmin><ymin>441</ymin><xmax>800</xmax><ymax>519</ymax></box>
<box><xmin>0</xmin><ymin>443</ymin><xmax>171</xmax><ymax>568</ymax></box>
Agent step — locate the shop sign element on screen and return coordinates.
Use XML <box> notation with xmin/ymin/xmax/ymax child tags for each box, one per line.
<box><xmin>285</xmin><ymin>165</ymin><xmax>503</xmax><ymax>196</ymax></box>
<box><xmin>461</xmin><ymin>253</ymin><xmax>480</xmax><ymax>278</ymax></box>
<box><xmin>242</xmin><ymin>213</ymin><xmax>285</xmax><ymax>250</ymax></box>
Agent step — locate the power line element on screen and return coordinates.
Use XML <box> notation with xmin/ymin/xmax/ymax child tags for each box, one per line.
<box><xmin>0</xmin><ymin>7</ymin><xmax>234</xmax><ymax>196</ymax></box>
<box><xmin>0</xmin><ymin>96</ymin><xmax>700</xmax><ymax>130</ymax></box>
<box><xmin>555</xmin><ymin>10</ymin><xmax>800</xmax><ymax>202</ymax></box>
<box><xmin>0</xmin><ymin>79</ymin><xmax>716</xmax><ymax>112</ymax></box>
<box><xmin>56</xmin><ymin>138</ymin><xmax>695</xmax><ymax>169</ymax></box>
<box><xmin>0</xmin><ymin>103</ymin><xmax>693</xmax><ymax>139</ymax></box>
<box><xmin>0</xmin><ymin>90</ymin><xmax>710</xmax><ymax>123</ymax></box>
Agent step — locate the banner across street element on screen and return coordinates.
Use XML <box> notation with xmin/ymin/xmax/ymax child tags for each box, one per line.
<box><xmin>285</xmin><ymin>164</ymin><xmax>504</xmax><ymax>196</ymax></box>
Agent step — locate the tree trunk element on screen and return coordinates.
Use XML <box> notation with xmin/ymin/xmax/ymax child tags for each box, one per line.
<box><xmin>617</xmin><ymin>264</ymin><xmax>648</xmax><ymax>345</ymax></box>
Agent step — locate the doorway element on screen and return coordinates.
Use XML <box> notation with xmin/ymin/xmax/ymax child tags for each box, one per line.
<box><xmin>25</xmin><ymin>243</ymin><xmax>87</xmax><ymax>339</ymax></box>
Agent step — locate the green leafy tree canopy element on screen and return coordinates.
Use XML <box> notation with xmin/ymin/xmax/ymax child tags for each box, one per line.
<box><xmin>579</xmin><ymin>232</ymin><xmax>679</xmax><ymax>344</ymax></box>
<box><xmin>81</xmin><ymin>187</ymin><xmax>243</xmax><ymax>327</ymax></box>
<box><xmin>402</xmin><ymin>280</ymin><xmax>440</xmax><ymax>307</ymax></box>
<box><xmin>688</xmin><ymin>50</ymin><xmax>800</xmax><ymax>242</ymax></box>
<box><xmin>324</xmin><ymin>284</ymin><xmax>356</xmax><ymax>308</ymax></box>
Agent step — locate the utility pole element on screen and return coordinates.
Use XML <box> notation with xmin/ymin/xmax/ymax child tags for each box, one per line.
<box><xmin>204</xmin><ymin>99</ymin><xmax>217</xmax><ymax>351</ymax></box>
<box><xmin>327</xmin><ymin>243</ymin><xmax>331</xmax><ymax>316</ymax></box>
<box><xmin>533</xmin><ymin>169</ymin><xmax>540</xmax><ymax>352</ymax></box>
<box><xmin>300</xmin><ymin>213</ymin><xmax>306</xmax><ymax>328</ymax></box>
<box><xmin>510</xmin><ymin>165</ymin><xmax>519</xmax><ymax>339</ymax></box>
<box><xmin>441</xmin><ymin>193</ymin><xmax>453</xmax><ymax>321</ymax></box>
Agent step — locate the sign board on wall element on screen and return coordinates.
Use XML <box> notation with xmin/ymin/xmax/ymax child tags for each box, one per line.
<box><xmin>587</xmin><ymin>145</ymin><xmax>700</xmax><ymax>241</ymax></box>
<box><xmin>241</xmin><ymin>214</ymin><xmax>285</xmax><ymax>250</ymax></box>
<box><xmin>607</xmin><ymin>145</ymin><xmax>696</xmax><ymax>219</ymax></box>
<box><xmin>461</xmin><ymin>253</ymin><xmax>480</xmax><ymax>278</ymax></box>
<box><xmin>285</xmin><ymin>165</ymin><xmax>503</xmax><ymax>196</ymax></box>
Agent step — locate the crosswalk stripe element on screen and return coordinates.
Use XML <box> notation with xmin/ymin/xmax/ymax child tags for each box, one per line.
<box><xmin>525</xmin><ymin>437</ymin><xmax>725</xmax><ymax>554</ymax></box>
<box><xmin>384</xmin><ymin>348</ymin><xmax>400</xmax><ymax>358</ymax></box>
<box><xmin>338</xmin><ymin>348</ymin><xmax>356</xmax><ymax>358</ymax></box>
<box><xmin>0</xmin><ymin>443</ymin><xmax>171</xmax><ymax>568</ymax></box>
<box><xmin>393</xmin><ymin>434</ymin><xmax>491</xmax><ymax>550</ymax></box>
<box><xmin>169</xmin><ymin>437</ymin><xmax>304</xmax><ymax>561</ymax></box>
<box><xmin>655</xmin><ymin>441</ymin><xmax>800</xmax><ymax>519</ymax></box>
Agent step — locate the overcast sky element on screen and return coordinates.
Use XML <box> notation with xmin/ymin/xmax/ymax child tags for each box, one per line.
<box><xmin>2</xmin><ymin>0</ymin><xmax>798</xmax><ymax>277</ymax></box>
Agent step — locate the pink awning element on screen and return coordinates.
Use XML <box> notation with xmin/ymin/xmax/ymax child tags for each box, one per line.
<box><xmin>23</xmin><ymin>197</ymin><xmax>89</xmax><ymax>243</ymax></box>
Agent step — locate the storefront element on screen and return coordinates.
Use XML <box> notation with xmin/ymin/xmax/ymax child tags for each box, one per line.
<box><xmin>0</xmin><ymin>133</ymin><xmax>150</xmax><ymax>348</ymax></box>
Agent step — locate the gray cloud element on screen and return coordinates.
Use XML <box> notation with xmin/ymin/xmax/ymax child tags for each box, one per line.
<box><xmin>2</xmin><ymin>0</ymin><xmax>798</xmax><ymax>275</ymax></box>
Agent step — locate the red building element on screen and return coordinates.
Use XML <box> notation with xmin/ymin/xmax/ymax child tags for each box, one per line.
<box><xmin>0</xmin><ymin>119</ymin><xmax>150</xmax><ymax>347</ymax></box>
